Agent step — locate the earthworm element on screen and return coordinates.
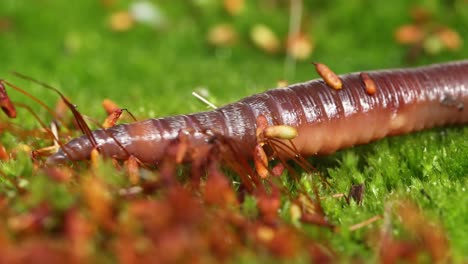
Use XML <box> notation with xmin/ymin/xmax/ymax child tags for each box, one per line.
<box><xmin>47</xmin><ymin>60</ymin><xmax>468</xmax><ymax>165</ymax></box>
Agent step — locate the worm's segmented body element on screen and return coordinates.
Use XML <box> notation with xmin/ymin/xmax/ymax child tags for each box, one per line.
<box><xmin>47</xmin><ymin>60</ymin><xmax>468</xmax><ymax>164</ymax></box>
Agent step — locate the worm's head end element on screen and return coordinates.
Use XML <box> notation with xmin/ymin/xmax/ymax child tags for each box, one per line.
<box><xmin>46</xmin><ymin>149</ymin><xmax>70</xmax><ymax>166</ymax></box>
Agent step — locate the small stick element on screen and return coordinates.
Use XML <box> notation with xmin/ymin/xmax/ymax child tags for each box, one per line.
<box><xmin>349</xmin><ymin>215</ymin><xmax>382</xmax><ymax>231</ymax></box>
<box><xmin>192</xmin><ymin>91</ymin><xmax>217</xmax><ymax>109</ymax></box>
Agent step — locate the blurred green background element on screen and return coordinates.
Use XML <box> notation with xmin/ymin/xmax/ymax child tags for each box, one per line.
<box><xmin>1</xmin><ymin>0</ymin><xmax>467</xmax><ymax>120</ymax></box>
<box><xmin>0</xmin><ymin>0</ymin><xmax>467</xmax><ymax>261</ymax></box>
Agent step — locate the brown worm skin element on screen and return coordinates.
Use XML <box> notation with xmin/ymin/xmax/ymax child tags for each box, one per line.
<box><xmin>47</xmin><ymin>60</ymin><xmax>468</xmax><ymax>165</ymax></box>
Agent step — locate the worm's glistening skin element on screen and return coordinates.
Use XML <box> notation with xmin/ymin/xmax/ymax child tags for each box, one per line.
<box><xmin>47</xmin><ymin>60</ymin><xmax>468</xmax><ymax>165</ymax></box>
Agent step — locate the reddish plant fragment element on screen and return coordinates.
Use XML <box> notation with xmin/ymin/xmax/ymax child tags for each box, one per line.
<box><xmin>256</xmin><ymin>187</ymin><xmax>281</xmax><ymax>225</ymax></box>
<box><xmin>397</xmin><ymin>202</ymin><xmax>450</xmax><ymax>262</ymax></box>
<box><xmin>360</xmin><ymin>72</ymin><xmax>377</xmax><ymax>95</ymax></box>
<box><xmin>300</xmin><ymin>212</ymin><xmax>333</xmax><ymax>228</ymax></box>
<box><xmin>7</xmin><ymin>203</ymin><xmax>51</xmax><ymax>234</ymax></box>
<box><xmin>0</xmin><ymin>238</ymin><xmax>74</xmax><ymax>263</ymax></box>
<box><xmin>254</xmin><ymin>224</ymin><xmax>300</xmax><ymax>258</ymax></box>
<box><xmin>204</xmin><ymin>163</ymin><xmax>238</xmax><ymax>206</ymax></box>
<box><xmin>175</xmin><ymin>132</ymin><xmax>189</xmax><ymax>164</ymax></box>
<box><xmin>54</xmin><ymin>97</ymin><xmax>69</xmax><ymax>121</ymax></box>
<box><xmin>271</xmin><ymin>162</ymin><xmax>285</xmax><ymax>177</ymax></box>
<box><xmin>308</xmin><ymin>243</ymin><xmax>335</xmax><ymax>263</ymax></box>
<box><xmin>395</xmin><ymin>6</ymin><xmax>462</xmax><ymax>61</ymax></box>
<box><xmin>102</xmin><ymin>98</ymin><xmax>120</xmax><ymax>115</ymax></box>
<box><xmin>296</xmin><ymin>195</ymin><xmax>333</xmax><ymax>228</ymax></box>
<box><xmin>207</xmin><ymin>23</ymin><xmax>238</xmax><ymax>47</ymax></box>
<box><xmin>102</xmin><ymin>109</ymin><xmax>123</xmax><ymax>129</ymax></box>
<box><xmin>223</xmin><ymin>0</ymin><xmax>244</xmax><ymax>16</ymax></box>
<box><xmin>109</xmin><ymin>11</ymin><xmax>134</xmax><ymax>32</ymax></box>
<box><xmin>266</xmin><ymin>226</ymin><xmax>301</xmax><ymax>258</ymax></box>
<box><xmin>254</xmin><ymin>145</ymin><xmax>269</xmax><ymax>178</ymax></box>
<box><xmin>206</xmin><ymin>217</ymin><xmax>240</xmax><ymax>261</ymax></box>
<box><xmin>124</xmin><ymin>155</ymin><xmax>140</xmax><ymax>185</ymax></box>
<box><xmin>0</xmin><ymin>144</ymin><xmax>9</xmax><ymax>161</ymax></box>
<box><xmin>89</xmin><ymin>148</ymin><xmax>102</xmax><ymax>170</ymax></box>
<box><xmin>286</xmin><ymin>33</ymin><xmax>314</xmax><ymax>61</ymax></box>
<box><xmin>32</xmin><ymin>145</ymin><xmax>59</xmax><ymax>160</ymax></box>
<box><xmin>436</xmin><ymin>27</ymin><xmax>462</xmax><ymax>51</ymax></box>
<box><xmin>0</xmin><ymin>17</ymin><xmax>13</xmax><ymax>32</ymax></box>
<box><xmin>395</xmin><ymin>24</ymin><xmax>425</xmax><ymax>45</ymax></box>
<box><xmin>376</xmin><ymin>201</ymin><xmax>451</xmax><ymax>264</ymax></box>
<box><xmin>0</xmin><ymin>80</ymin><xmax>17</xmax><ymax>118</ymax></box>
<box><xmin>64</xmin><ymin>208</ymin><xmax>94</xmax><ymax>261</ymax></box>
<box><xmin>313</xmin><ymin>62</ymin><xmax>342</xmax><ymax>90</ymax></box>
<box><xmin>82</xmin><ymin>176</ymin><xmax>115</xmax><ymax>231</ymax></box>
<box><xmin>410</xmin><ymin>5</ymin><xmax>432</xmax><ymax>24</ymax></box>
<box><xmin>43</xmin><ymin>166</ymin><xmax>74</xmax><ymax>182</ymax></box>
